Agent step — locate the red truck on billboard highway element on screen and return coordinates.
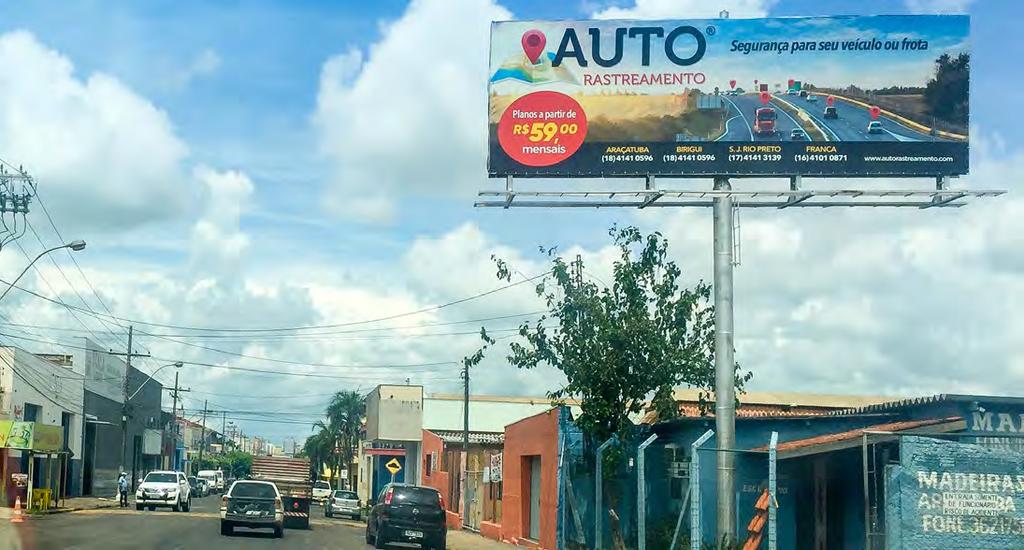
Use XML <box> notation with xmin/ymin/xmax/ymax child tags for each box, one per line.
<box><xmin>250</xmin><ymin>456</ymin><xmax>312</xmax><ymax>529</ymax></box>
<box><xmin>753</xmin><ymin>108</ymin><xmax>777</xmax><ymax>135</ymax></box>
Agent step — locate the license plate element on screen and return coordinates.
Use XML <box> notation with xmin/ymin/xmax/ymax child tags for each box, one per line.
<box><xmin>404</xmin><ymin>530</ymin><xmax>423</xmax><ymax>539</ymax></box>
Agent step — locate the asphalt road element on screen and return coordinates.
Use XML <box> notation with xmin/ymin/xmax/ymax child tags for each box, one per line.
<box><xmin>716</xmin><ymin>92</ymin><xmax>949</xmax><ymax>143</ymax></box>
<box><xmin>3</xmin><ymin>495</ymin><xmax>398</xmax><ymax>550</ymax></box>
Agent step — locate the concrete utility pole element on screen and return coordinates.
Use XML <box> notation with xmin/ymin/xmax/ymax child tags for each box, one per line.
<box><xmin>461</xmin><ymin>355</ymin><xmax>470</xmax><ymax>521</ymax></box>
<box><xmin>712</xmin><ymin>177</ymin><xmax>737</xmax><ymax>541</ymax></box>
<box><xmin>199</xmin><ymin>400</ymin><xmax>208</xmax><ymax>467</ymax></box>
<box><xmin>164</xmin><ymin>372</ymin><xmax>190</xmax><ymax>471</ymax></box>
<box><xmin>221</xmin><ymin>412</ymin><xmax>227</xmax><ymax>452</ymax></box>
<box><xmin>110</xmin><ymin>325</ymin><xmax>150</xmax><ymax>490</ymax></box>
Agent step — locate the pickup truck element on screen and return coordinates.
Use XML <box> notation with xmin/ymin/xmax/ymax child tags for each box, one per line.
<box><xmin>220</xmin><ymin>480</ymin><xmax>284</xmax><ymax>538</ymax></box>
<box><xmin>250</xmin><ymin>456</ymin><xmax>312</xmax><ymax>529</ymax></box>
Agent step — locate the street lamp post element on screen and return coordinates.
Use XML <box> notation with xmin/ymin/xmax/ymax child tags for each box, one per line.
<box><xmin>0</xmin><ymin>240</ymin><xmax>86</xmax><ymax>303</ymax></box>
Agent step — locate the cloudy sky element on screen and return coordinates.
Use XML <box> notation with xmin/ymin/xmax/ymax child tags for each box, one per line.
<box><xmin>0</xmin><ymin>0</ymin><xmax>1019</xmax><ymax>445</ymax></box>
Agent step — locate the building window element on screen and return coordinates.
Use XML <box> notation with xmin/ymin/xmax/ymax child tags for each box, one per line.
<box><xmin>61</xmin><ymin>412</ymin><xmax>73</xmax><ymax>450</ymax></box>
<box><xmin>425</xmin><ymin>453</ymin><xmax>433</xmax><ymax>477</ymax></box>
<box><xmin>24</xmin><ymin>403</ymin><xmax>41</xmax><ymax>422</ymax></box>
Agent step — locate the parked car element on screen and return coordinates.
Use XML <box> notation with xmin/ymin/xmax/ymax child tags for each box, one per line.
<box><xmin>325</xmin><ymin>489</ymin><xmax>362</xmax><ymax>520</ymax></box>
<box><xmin>823</xmin><ymin>106</ymin><xmax>839</xmax><ymax>119</ymax></box>
<box><xmin>135</xmin><ymin>470</ymin><xmax>192</xmax><ymax>512</ymax></box>
<box><xmin>867</xmin><ymin>120</ymin><xmax>884</xmax><ymax>134</ymax></box>
<box><xmin>790</xmin><ymin>128</ymin><xmax>808</xmax><ymax>141</ymax></box>
<box><xmin>220</xmin><ymin>480</ymin><xmax>284</xmax><ymax>538</ymax></box>
<box><xmin>312</xmin><ymin>480</ymin><xmax>332</xmax><ymax>504</ymax></box>
<box><xmin>365</xmin><ymin>484</ymin><xmax>446</xmax><ymax>550</ymax></box>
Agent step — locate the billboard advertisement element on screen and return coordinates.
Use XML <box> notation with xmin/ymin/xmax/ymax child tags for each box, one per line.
<box><xmin>487</xmin><ymin>15</ymin><xmax>969</xmax><ymax>178</ymax></box>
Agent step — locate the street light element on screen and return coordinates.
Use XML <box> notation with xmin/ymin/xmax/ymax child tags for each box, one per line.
<box><xmin>0</xmin><ymin>240</ymin><xmax>87</xmax><ymax>303</ymax></box>
<box><xmin>127</xmin><ymin>361</ymin><xmax>183</xmax><ymax>401</ymax></box>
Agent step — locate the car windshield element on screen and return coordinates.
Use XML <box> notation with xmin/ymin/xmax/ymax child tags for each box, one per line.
<box><xmin>334</xmin><ymin>490</ymin><xmax>357</xmax><ymax>499</ymax></box>
<box><xmin>826</xmin><ymin>107</ymin><xmax>836</xmax><ymax>113</ymax></box>
<box><xmin>144</xmin><ymin>473</ymin><xmax>177</xmax><ymax>483</ymax></box>
<box><xmin>314</xmin><ymin>481</ymin><xmax>330</xmax><ymax>489</ymax></box>
<box><xmin>230</xmin><ymin>483</ymin><xmax>277</xmax><ymax>498</ymax></box>
<box><xmin>393</xmin><ymin>487</ymin><xmax>441</xmax><ymax>505</ymax></box>
<box><xmin>198</xmin><ymin>474</ymin><xmax>215</xmax><ymax>480</ymax></box>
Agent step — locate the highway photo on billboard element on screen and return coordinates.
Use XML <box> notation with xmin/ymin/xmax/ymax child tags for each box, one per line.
<box><xmin>488</xmin><ymin>15</ymin><xmax>970</xmax><ymax>177</ymax></box>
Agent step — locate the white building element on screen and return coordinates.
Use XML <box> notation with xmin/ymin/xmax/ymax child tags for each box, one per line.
<box><xmin>0</xmin><ymin>346</ymin><xmax>85</xmax><ymax>505</ymax></box>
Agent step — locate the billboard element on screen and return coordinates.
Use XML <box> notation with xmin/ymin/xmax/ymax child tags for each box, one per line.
<box><xmin>487</xmin><ymin>15</ymin><xmax>969</xmax><ymax>178</ymax></box>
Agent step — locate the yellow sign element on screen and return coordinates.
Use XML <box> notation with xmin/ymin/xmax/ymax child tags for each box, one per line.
<box><xmin>0</xmin><ymin>421</ymin><xmax>34</xmax><ymax>450</ymax></box>
<box><xmin>385</xmin><ymin>458</ymin><xmax>402</xmax><ymax>475</ymax></box>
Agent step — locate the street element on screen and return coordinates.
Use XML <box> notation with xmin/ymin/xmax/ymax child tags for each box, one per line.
<box><xmin>4</xmin><ymin>496</ymin><xmax>386</xmax><ymax>550</ymax></box>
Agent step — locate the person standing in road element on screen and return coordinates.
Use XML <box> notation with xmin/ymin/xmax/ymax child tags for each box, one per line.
<box><xmin>118</xmin><ymin>473</ymin><xmax>129</xmax><ymax>508</ymax></box>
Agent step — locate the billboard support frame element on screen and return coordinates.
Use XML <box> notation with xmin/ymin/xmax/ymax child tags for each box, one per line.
<box><xmin>476</xmin><ymin>174</ymin><xmax>1005</xmax><ymax>543</ymax></box>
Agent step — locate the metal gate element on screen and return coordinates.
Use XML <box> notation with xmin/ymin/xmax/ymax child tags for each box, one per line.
<box><xmin>465</xmin><ymin>470</ymin><xmax>484</xmax><ymax>530</ymax></box>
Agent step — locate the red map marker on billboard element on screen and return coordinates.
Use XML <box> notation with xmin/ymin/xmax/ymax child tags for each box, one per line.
<box><xmin>759</xmin><ymin>91</ymin><xmax>771</xmax><ymax>105</ymax></box>
<box><xmin>869</xmin><ymin>105</ymin><xmax>881</xmax><ymax>120</ymax></box>
<box><xmin>787</xmin><ymin>78</ymin><xmax>795</xmax><ymax>88</ymax></box>
<box><xmin>826</xmin><ymin>95</ymin><xmax>835</xmax><ymax>106</ymax></box>
<box><xmin>729</xmin><ymin>79</ymin><xmax>736</xmax><ymax>89</ymax></box>
<box><xmin>521</xmin><ymin>30</ymin><xmax>546</xmax><ymax>64</ymax></box>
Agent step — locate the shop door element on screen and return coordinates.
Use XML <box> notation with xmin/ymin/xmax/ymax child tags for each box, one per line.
<box><xmin>529</xmin><ymin>456</ymin><xmax>541</xmax><ymax>540</ymax></box>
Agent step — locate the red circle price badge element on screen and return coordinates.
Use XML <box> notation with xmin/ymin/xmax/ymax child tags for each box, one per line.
<box><xmin>497</xmin><ymin>91</ymin><xmax>587</xmax><ymax>167</ymax></box>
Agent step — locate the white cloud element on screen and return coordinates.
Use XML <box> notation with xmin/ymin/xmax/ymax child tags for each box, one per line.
<box><xmin>313</xmin><ymin>0</ymin><xmax>511</xmax><ymax>222</ymax></box>
<box><xmin>169</xmin><ymin>48</ymin><xmax>221</xmax><ymax>90</ymax></box>
<box><xmin>190</xmin><ymin>167</ymin><xmax>254</xmax><ymax>276</ymax></box>
<box><xmin>593</xmin><ymin>0</ymin><xmax>775</xmax><ymax>19</ymax></box>
<box><xmin>904</xmin><ymin>0</ymin><xmax>975</xmax><ymax>14</ymax></box>
<box><xmin>0</xmin><ymin>31</ymin><xmax>193</xmax><ymax>231</ymax></box>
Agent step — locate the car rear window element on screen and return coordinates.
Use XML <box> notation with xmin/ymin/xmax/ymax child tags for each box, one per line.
<box><xmin>230</xmin><ymin>483</ymin><xmax>277</xmax><ymax>498</ymax></box>
<box><xmin>334</xmin><ymin>491</ymin><xmax>357</xmax><ymax>499</ymax></box>
<box><xmin>144</xmin><ymin>473</ymin><xmax>176</xmax><ymax>483</ymax></box>
<box><xmin>314</xmin><ymin>481</ymin><xmax>330</xmax><ymax>489</ymax></box>
<box><xmin>393</xmin><ymin>487</ymin><xmax>441</xmax><ymax>505</ymax></box>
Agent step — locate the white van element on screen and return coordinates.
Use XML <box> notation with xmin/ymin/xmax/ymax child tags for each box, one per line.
<box><xmin>198</xmin><ymin>470</ymin><xmax>225</xmax><ymax>493</ymax></box>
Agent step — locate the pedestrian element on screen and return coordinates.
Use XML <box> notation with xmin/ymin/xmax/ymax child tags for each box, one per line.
<box><xmin>118</xmin><ymin>472</ymin><xmax>129</xmax><ymax>508</ymax></box>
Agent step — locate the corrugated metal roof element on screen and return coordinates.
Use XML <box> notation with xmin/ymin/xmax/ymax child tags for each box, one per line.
<box><xmin>669</xmin><ymin>389</ymin><xmax>897</xmax><ymax>409</ymax></box>
<box><xmin>752</xmin><ymin>416</ymin><xmax>963</xmax><ymax>456</ymax></box>
<box><xmin>641</xmin><ymin>403</ymin><xmax>843</xmax><ymax>424</ymax></box>
<box><xmin>430</xmin><ymin>430</ymin><xmax>504</xmax><ymax>445</ymax></box>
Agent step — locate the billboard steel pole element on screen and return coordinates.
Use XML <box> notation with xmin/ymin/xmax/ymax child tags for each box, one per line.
<box><xmin>712</xmin><ymin>177</ymin><xmax>737</xmax><ymax>542</ymax></box>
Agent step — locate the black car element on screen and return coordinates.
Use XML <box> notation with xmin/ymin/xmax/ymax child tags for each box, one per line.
<box><xmin>823</xmin><ymin>106</ymin><xmax>838</xmax><ymax>119</ymax></box>
<box><xmin>365</xmin><ymin>484</ymin><xmax>446</xmax><ymax>550</ymax></box>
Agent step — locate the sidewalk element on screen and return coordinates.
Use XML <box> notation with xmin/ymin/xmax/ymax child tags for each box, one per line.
<box><xmin>449</xmin><ymin>529</ymin><xmax>518</xmax><ymax>550</ymax></box>
<box><xmin>3</xmin><ymin>496</ymin><xmax>122</xmax><ymax>516</ymax></box>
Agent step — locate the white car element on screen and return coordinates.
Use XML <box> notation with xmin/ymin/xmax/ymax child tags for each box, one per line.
<box><xmin>867</xmin><ymin>120</ymin><xmax>884</xmax><ymax>134</ymax></box>
<box><xmin>312</xmin><ymin>480</ymin><xmax>332</xmax><ymax>504</ymax></box>
<box><xmin>136</xmin><ymin>470</ymin><xmax>192</xmax><ymax>511</ymax></box>
<box><xmin>198</xmin><ymin>469</ymin><xmax>224</xmax><ymax>493</ymax></box>
<box><xmin>324</xmin><ymin>489</ymin><xmax>362</xmax><ymax>520</ymax></box>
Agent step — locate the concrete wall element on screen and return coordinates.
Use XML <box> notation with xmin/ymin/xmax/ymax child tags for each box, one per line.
<box><xmin>366</xmin><ymin>385</ymin><xmax>423</xmax><ymax>442</ymax></box>
<box><xmin>502</xmin><ymin>408</ymin><xmax>561</xmax><ymax>549</ymax></box>
<box><xmin>887</xmin><ymin>436</ymin><xmax>1024</xmax><ymax>549</ymax></box>
<box><xmin>421</xmin><ymin>430</ymin><xmax>450</xmax><ymax>508</ymax></box>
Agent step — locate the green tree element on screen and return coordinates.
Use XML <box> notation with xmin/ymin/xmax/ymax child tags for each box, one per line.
<box><xmin>924</xmin><ymin>52</ymin><xmax>969</xmax><ymax>126</ymax></box>
<box><xmin>495</xmin><ymin>226</ymin><xmax>749</xmax><ymax>445</ymax></box>
<box><xmin>305</xmin><ymin>390</ymin><xmax>365</xmax><ymax>486</ymax></box>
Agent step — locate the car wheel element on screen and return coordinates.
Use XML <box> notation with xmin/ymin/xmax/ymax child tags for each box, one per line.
<box><xmin>148</xmin><ymin>506</ymin><xmax>155</xmax><ymax>511</ymax></box>
<box><xmin>220</xmin><ymin>522</ymin><xmax>233</xmax><ymax>536</ymax></box>
<box><xmin>365</xmin><ymin>525</ymin><xmax>374</xmax><ymax>544</ymax></box>
<box><xmin>353</xmin><ymin>513</ymin><xmax>361</xmax><ymax>521</ymax></box>
<box><xmin>172</xmin><ymin>498</ymin><xmax>181</xmax><ymax>512</ymax></box>
<box><xmin>374</xmin><ymin>523</ymin><xmax>387</xmax><ymax>549</ymax></box>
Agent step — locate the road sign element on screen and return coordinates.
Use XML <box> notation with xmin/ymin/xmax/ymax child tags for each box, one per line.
<box><xmin>385</xmin><ymin>458</ymin><xmax>402</xmax><ymax>475</ymax></box>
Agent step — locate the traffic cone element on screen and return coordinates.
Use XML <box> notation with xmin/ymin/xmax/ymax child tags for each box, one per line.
<box><xmin>11</xmin><ymin>496</ymin><xmax>24</xmax><ymax>523</ymax></box>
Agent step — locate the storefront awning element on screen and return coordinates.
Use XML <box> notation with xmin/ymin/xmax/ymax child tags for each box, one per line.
<box><xmin>754</xmin><ymin>416</ymin><xmax>964</xmax><ymax>459</ymax></box>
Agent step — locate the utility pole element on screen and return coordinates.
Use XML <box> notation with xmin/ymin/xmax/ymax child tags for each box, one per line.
<box><xmin>461</xmin><ymin>354</ymin><xmax>470</xmax><ymax>522</ymax></box>
<box><xmin>109</xmin><ymin>325</ymin><xmax>150</xmax><ymax>490</ymax></box>
<box><xmin>163</xmin><ymin>372</ymin><xmax>190</xmax><ymax>471</ymax></box>
<box><xmin>221</xmin><ymin>411</ymin><xmax>227</xmax><ymax>453</ymax></box>
<box><xmin>198</xmin><ymin>400</ymin><xmax>208</xmax><ymax>467</ymax></box>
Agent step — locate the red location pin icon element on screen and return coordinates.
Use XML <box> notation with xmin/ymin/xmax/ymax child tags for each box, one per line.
<box><xmin>521</xmin><ymin>29</ymin><xmax>546</xmax><ymax>64</ymax></box>
<box><xmin>826</xmin><ymin>95</ymin><xmax>835</xmax><ymax>106</ymax></box>
<box><xmin>759</xmin><ymin>91</ymin><xmax>771</xmax><ymax>105</ymax></box>
<box><xmin>869</xmin><ymin>105</ymin><xmax>881</xmax><ymax>120</ymax></box>
<box><xmin>787</xmin><ymin>78</ymin><xmax>795</xmax><ymax>88</ymax></box>
<box><xmin>729</xmin><ymin>79</ymin><xmax>736</xmax><ymax>89</ymax></box>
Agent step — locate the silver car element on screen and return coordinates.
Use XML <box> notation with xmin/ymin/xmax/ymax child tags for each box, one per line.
<box><xmin>324</xmin><ymin>489</ymin><xmax>362</xmax><ymax>520</ymax></box>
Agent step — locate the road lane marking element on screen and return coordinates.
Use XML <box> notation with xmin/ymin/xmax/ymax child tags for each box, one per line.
<box><xmin>715</xmin><ymin>115</ymin><xmax>742</xmax><ymax>141</ymax></box>
<box><xmin>882</xmin><ymin>127</ymin><xmax>918</xmax><ymax>142</ymax></box>
<box><xmin>723</xmin><ymin>95</ymin><xmax>754</xmax><ymax>140</ymax></box>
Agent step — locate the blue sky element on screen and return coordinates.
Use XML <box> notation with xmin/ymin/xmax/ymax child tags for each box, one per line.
<box><xmin>1</xmin><ymin>0</ymin><xmax>1023</xmax><ymax>444</ymax></box>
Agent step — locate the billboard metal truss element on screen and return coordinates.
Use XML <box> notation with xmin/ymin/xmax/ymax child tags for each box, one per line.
<box><xmin>476</xmin><ymin>176</ymin><xmax>1006</xmax><ymax>209</ymax></box>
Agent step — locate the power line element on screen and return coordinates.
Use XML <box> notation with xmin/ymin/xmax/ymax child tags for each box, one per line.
<box><xmin>0</xmin><ymin>270</ymin><xmax>549</xmax><ymax>333</ymax></box>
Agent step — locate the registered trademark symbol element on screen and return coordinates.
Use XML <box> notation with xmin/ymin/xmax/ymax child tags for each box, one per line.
<box><xmin>706</xmin><ymin>26</ymin><xmax>716</xmax><ymax>36</ymax></box>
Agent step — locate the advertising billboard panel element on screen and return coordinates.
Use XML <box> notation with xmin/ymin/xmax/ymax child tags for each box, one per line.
<box><xmin>487</xmin><ymin>15</ymin><xmax>969</xmax><ymax>178</ymax></box>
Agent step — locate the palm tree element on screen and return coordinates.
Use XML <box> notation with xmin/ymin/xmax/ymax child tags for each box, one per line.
<box><xmin>306</xmin><ymin>390</ymin><xmax>365</xmax><ymax>487</ymax></box>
